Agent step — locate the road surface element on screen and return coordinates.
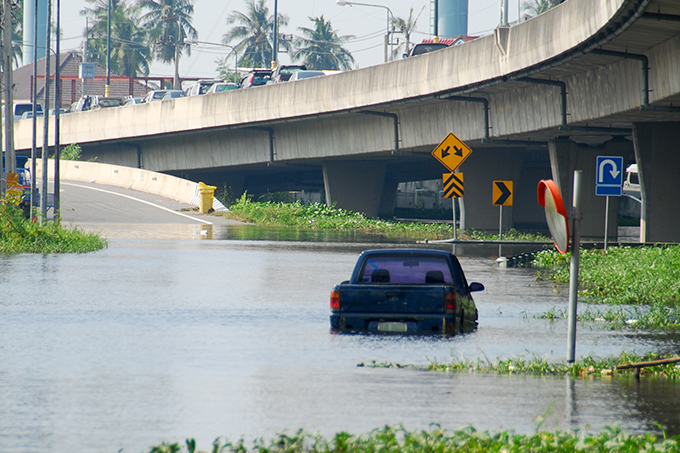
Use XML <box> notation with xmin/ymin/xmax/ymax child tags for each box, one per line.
<box><xmin>55</xmin><ymin>181</ymin><xmax>243</xmax><ymax>239</ymax></box>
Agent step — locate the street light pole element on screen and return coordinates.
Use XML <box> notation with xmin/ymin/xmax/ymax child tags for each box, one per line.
<box><xmin>105</xmin><ymin>0</ymin><xmax>111</xmax><ymax>96</ymax></box>
<box><xmin>336</xmin><ymin>0</ymin><xmax>394</xmax><ymax>63</ymax></box>
<box><xmin>183</xmin><ymin>39</ymin><xmax>239</xmax><ymax>82</ymax></box>
<box><xmin>271</xmin><ymin>0</ymin><xmax>278</xmax><ymax>69</ymax></box>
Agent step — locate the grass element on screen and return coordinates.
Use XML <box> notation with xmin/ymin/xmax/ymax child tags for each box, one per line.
<box><xmin>533</xmin><ymin>246</ymin><xmax>680</xmax><ymax>306</ymax></box>
<box><xmin>148</xmin><ymin>424</ymin><xmax>680</xmax><ymax>453</ymax></box>
<box><xmin>220</xmin><ymin>194</ymin><xmax>550</xmax><ymax>242</ymax></box>
<box><xmin>0</xmin><ymin>202</ymin><xmax>107</xmax><ymax>254</ymax></box>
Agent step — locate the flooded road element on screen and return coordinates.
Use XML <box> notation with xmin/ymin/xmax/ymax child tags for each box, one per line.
<box><xmin>2</xmin><ymin>232</ymin><xmax>680</xmax><ymax>453</ymax></box>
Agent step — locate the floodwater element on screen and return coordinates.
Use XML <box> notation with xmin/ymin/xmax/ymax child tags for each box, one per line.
<box><xmin>2</xmin><ymin>225</ymin><xmax>680</xmax><ymax>453</ymax></box>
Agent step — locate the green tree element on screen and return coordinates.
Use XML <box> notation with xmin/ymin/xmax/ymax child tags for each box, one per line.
<box><xmin>139</xmin><ymin>0</ymin><xmax>197</xmax><ymax>86</ymax></box>
<box><xmin>391</xmin><ymin>6</ymin><xmax>425</xmax><ymax>59</ymax></box>
<box><xmin>291</xmin><ymin>15</ymin><xmax>354</xmax><ymax>71</ymax></box>
<box><xmin>222</xmin><ymin>0</ymin><xmax>289</xmax><ymax>69</ymax></box>
<box><xmin>522</xmin><ymin>0</ymin><xmax>557</xmax><ymax>16</ymax></box>
<box><xmin>81</xmin><ymin>0</ymin><xmax>152</xmax><ymax>76</ymax></box>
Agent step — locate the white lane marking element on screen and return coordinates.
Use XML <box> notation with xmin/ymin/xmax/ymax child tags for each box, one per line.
<box><xmin>62</xmin><ymin>182</ymin><xmax>213</xmax><ymax>225</ymax></box>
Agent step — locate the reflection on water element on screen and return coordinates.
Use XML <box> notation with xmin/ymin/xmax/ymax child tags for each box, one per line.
<box><xmin>1</xmin><ymin>236</ymin><xmax>680</xmax><ymax>453</ymax></box>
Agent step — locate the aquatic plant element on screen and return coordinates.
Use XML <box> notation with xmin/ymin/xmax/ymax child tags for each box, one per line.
<box><xmin>0</xmin><ymin>201</ymin><xmax>107</xmax><ymax>254</ymax></box>
<box><xmin>148</xmin><ymin>423</ymin><xmax>680</xmax><ymax>453</ymax></box>
<box><xmin>222</xmin><ymin>194</ymin><xmax>549</xmax><ymax>242</ymax></box>
<box><xmin>534</xmin><ymin>246</ymin><xmax>680</xmax><ymax>307</ymax></box>
<box><xmin>422</xmin><ymin>351</ymin><xmax>680</xmax><ymax>378</ymax></box>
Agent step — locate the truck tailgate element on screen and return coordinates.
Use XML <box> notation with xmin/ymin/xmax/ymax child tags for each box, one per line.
<box><xmin>339</xmin><ymin>284</ymin><xmax>446</xmax><ymax>314</ymax></box>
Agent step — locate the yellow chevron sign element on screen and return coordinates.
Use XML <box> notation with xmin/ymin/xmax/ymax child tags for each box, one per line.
<box><xmin>493</xmin><ymin>180</ymin><xmax>513</xmax><ymax>206</ymax></box>
<box><xmin>442</xmin><ymin>172</ymin><xmax>464</xmax><ymax>198</ymax></box>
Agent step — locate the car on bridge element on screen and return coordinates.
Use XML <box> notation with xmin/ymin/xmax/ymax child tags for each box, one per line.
<box><xmin>289</xmin><ymin>70</ymin><xmax>326</xmax><ymax>81</ymax></box>
<box><xmin>268</xmin><ymin>65</ymin><xmax>307</xmax><ymax>84</ymax></box>
<box><xmin>161</xmin><ymin>90</ymin><xmax>186</xmax><ymax>101</ymax></box>
<box><xmin>240</xmin><ymin>69</ymin><xmax>272</xmax><ymax>88</ymax></box>
<box><xmin>206</xmin><ymin>82</ymin><xmax>240</xmax><ymax>93</ymax></box>
<box><xmin>70</xmin><ymin>95</ymin><xmax>125</xmax><ymax>112</ymax></box>
<box><xmin>185</xmin><ymin>79</ymin><xmax>222</xmax><ymax>96</ymax></box>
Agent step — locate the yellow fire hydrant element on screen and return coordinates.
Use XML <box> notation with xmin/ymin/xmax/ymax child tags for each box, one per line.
<box><xmin>198</xmin><ymin>182</ymin><xmax>217</xmax><ymax>214</ymax></box>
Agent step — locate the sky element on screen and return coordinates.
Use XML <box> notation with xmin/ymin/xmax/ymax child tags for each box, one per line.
<box><xmin>56</xmin><ymin>0</ymin><xmax>525</xmax><ymax>79</ymax></box>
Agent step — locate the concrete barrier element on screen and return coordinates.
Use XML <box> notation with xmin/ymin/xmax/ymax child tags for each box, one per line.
<box><xmin>33</xmin><ymin>159</ymin><xmax>227</xmax><ymax>211</ymax></box>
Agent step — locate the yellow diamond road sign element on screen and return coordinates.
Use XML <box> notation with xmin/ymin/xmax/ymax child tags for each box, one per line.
<box><xmin>431</xmin><ymin>132</ymin><xmax>473</xmax><ymax>172</ymax></box>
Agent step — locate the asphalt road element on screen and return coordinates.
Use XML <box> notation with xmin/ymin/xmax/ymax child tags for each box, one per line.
<box><xmin>55</xmin><ymin>181</ymin><xmax>243</xmax><ymax>239</ymax></box>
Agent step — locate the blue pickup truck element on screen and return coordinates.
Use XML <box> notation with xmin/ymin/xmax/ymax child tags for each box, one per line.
<box><xmin>330</xmin><ymin>249</ymin><xmax>484</xmax><ymax>335</ymax></box>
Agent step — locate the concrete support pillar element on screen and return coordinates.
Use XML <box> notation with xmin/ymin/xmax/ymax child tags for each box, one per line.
<box><xmin>322</xmin><ymin>160</ymin><xmax>388</xmax><ymax>217</ymax></box>
<box><xmin>460</xmin><ymin>147</ymin><xmax>522</xmax><ymax>232</ymax></box>
<box><xmin>632</xmin><ymin>122</ymin><xmax>680</xmax><ymax>243</ymax></box>
<box><xmin>548</xmin><ymin>138</ymin><xmax>632</xmax><ymax>241</ymax></box>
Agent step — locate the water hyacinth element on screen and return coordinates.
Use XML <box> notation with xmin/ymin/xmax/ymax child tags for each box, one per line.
<box><xmin>533</xmin><ymin>246</ymin><xmax>680</xmax><ymax>307</ymax></box>
<box><xmin>0</xmin><ymin>202</ymin><xmax>107</xmax><ymax>254</ymax></box>
<box><xmin>222</xmin><ymin>194</ymin><xmax>550</xmax><ymax>242</ymax></box>
<box><xmin>150</xmin><ymin>424</ymin><xmax>680</xmax><ymax>453</ymax></box>
<box><xmin>363</xmin><ymin>352</ymin><xmax>680</xmax><ymax>379</ymax></box>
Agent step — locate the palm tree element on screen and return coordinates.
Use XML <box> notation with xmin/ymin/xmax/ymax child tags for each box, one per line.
<box><xmin>81</xmin><ymin>0</ymin><xmax>152</xmax><ymax>77</ymax></box>
<box><xmin>291</xmin><ymin>15</ymin><xmax>354</xmax><ymax>71</ymax></box>
<box><xmin>222</xmin><ymin>0</ymin><xmax>289</xmax><ymax>69</ymax></box>
<box><xmin>522</xmin><ymin>0</ymin><xmax>557</xmax><ymax>17</ymax></box>
<box><xmin>139</xmin><ymin>0</ymin><xmax>197</xmax><ymax>87</ymax></box>
<box><xmin>9</xmin><ymin>0</ymin><xmax>24</xmax><ymax>67</ymax></box>
<box><xmin>390</xmin><ymin>6</ymin><xmax>425</xmax><ymax>60</ymax></box>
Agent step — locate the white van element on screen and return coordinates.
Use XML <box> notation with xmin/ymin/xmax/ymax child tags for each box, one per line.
<box><xmin>623</xmin><ymin>164</ymin><xmax>639</xmax><ymax>194</ymax></box>
<box><xmin>12</xmin><ymin>102</ymin><xmax>44</xmax><ymax>120</ymax></box>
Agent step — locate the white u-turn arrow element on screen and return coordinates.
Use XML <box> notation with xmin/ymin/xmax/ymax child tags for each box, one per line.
<box><xmin>598</xmin><ymin>159</ymin><xmax>620</xmax><ymax>182</ymax></box>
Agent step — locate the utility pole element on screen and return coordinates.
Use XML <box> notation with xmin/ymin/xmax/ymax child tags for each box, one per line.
<box><xmin>3</xmin><ymin>0</ymin><xmax>16</xmax><ymax>175</ymax></box>
<box><xmin>105</xmin><ymin>0</ymin><xmax>111</xmax><ymax>97</ymax></box>
<box><xmin>41</xmin><ymin>0</ymin><xmax>51</xmax><ymax>221</ymax></box>
<box><xmin>271</xmin><ymin>0</ymin><xmax>278</xmax><ymax>69</ymax></box>
<box><xmin>53</xmin><ymin>0</ymin><xmax>61</xmax><ymax>218</ymax></box>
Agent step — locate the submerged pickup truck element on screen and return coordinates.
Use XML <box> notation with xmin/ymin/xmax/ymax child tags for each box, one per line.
<box><xmin>330</xmin><ymin>249</ymin><xmax>484</xmax><ymax>335</ymax></box>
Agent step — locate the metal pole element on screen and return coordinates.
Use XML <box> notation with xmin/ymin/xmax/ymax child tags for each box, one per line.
<box><xmin>271</xmin><ymin>0</ymin><xmax>278</xmax><ymax>69</ymax></box>
<box><xmin>459</xmin><ymin>198</ymin><xmax>465</xmax><ymax>230</ymax></box>
<box><xmin>498</xmin><ymin>205</ymin><xmax>503</xmax><ymax>241</ymax></box>
<box><xmin>567</xmin><ymin>170</ymin><xmax>582</xmax><ymax>363</ymax></box>
<box><xmin>41</xmin><ymin>0</ymin><xmax>51</xmax><ymax>222</ymax></box>
<box><xmin>433</xmin><ymin>0</ymin><xmax>439</xmax><ymax>40</ymax></box>
<box><xmin>83</xmin><ymin>18</ymin><xmax>88</xmax><ymax>96</ymax></box>
<box><xmin>31</xmin><ymin>0</ymin><xmax>38</xmax><ymax>220</ymax></box>
<box><xmin>53</xmin><ymin>0</ymin><xmax>60</xmax><ymax>218</ymax></box>
<box><xmin>3</xmin><ymin>0</ymin><xmax>15</xmax><ymax>174</ymax></box>
<box><xmin>603</xmin><ymin>195</ymin><xmax>609</xmax><ymax>250</ymax></box>
<box><xmin>452</xmin><ymin>197</ymin><xmax>457</xmax><ymax>240</ymax></box>
<box><xmin>105</xmin><ymin>0</ymin><xmax>111</xmax><ymax>96</ymax></box>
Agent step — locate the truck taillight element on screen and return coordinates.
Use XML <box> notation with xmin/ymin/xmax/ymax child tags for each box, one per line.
<box><xmin>445</xmin><ymin>292</ymin><xmax>456</xmax><ymax>313</ymax></box>
<box><xmin>330</xmin><ymin>290</ymin><xmax>340</xmax><ymax>312</ymax></box>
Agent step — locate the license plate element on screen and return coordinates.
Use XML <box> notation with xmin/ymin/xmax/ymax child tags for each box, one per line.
<box><xmin>377</xmin><ymin>322</ymin><xmax>408</xmax><ymax>332</ymax></box>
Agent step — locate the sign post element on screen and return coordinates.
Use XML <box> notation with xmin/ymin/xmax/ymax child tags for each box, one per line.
<box><xmin>567</xmin><ymin>171</ymin><xmax>583</xmax><ymax>363</ymax></box>
<box><xmin>596</xmin><ymin>156</ymin><xmax>623</xmax><ymax>250</ymax></box>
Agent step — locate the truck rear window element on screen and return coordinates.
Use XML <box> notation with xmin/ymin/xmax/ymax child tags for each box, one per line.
<box><xmin>358</xmin><ymin>255</ymin><xmax>458</xmax><ymax>285</ymax></box>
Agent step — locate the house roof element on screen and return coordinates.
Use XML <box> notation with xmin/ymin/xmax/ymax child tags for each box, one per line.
<box><xmin>9</xmin><ymin>52</ymin><xmax>152</xmax><ymax>106</ymax></box>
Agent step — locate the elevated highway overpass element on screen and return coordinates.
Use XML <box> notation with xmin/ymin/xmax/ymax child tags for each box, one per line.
<box><xmin>14</xmin><ymin>0</ymin><xmax>680</xmax><ymax>242</ymax></box>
